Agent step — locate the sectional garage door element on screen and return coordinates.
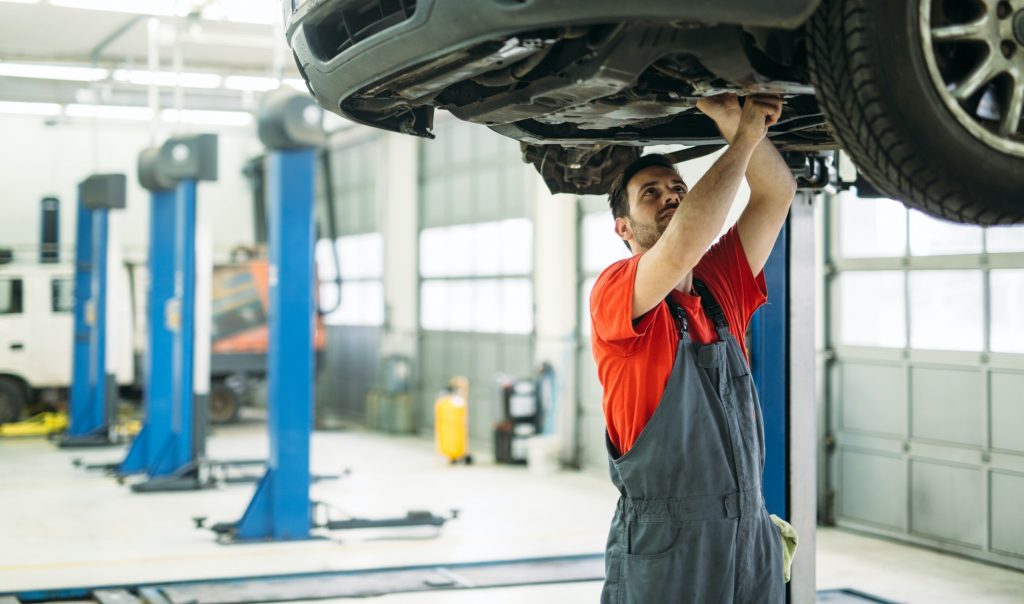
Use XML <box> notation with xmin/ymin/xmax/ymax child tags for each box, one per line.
<box><xmin>416</xmin><ymin>118</ymin><xmax>534</xmax><ymax>447</ymax></box>
<box><xmin>825</xmin><ymin>193</ymin><xmax>1024</xmax><ymax>570</ymax></box>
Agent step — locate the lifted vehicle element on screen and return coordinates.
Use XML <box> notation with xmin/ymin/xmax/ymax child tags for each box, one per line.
<box><xmin>285</xmin><ymin>0</ymin><xmax>1024</xmax><ymax>224</ymax></box>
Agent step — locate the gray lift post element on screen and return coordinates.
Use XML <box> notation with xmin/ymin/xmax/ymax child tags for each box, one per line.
<box><xmin>748</xmin><ymin>152</ymin><xmax>825</xmax><ymax>603</ymax></box>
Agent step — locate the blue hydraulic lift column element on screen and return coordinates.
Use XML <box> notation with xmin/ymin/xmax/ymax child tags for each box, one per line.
<box><xmin>68</xmin><ymin>202</ymin><xmax>93</xmax><ymax>437</ymax></box>
<box><xmin>119</xmin><ymin>148</ymin><xmax>180</xmax><ymax>476</ymax></box>
<box><xmin>126</xmin><ymin>134</ymin><xmax>218</xmax><ymax>492</ymax></box>
<box><xmin>61</xmin><ymin>174</ymin><xmax>127</xmax><ymax>448</ymax></box>
<box><xmin>228</xmin><ymin>89</ymin><xmax>324</xmax><ymax>541</ymax></box>
<box><xmin>751</xmin><ymin>225</ymin><xmax>788</xmax><ymax>518</ymax></box>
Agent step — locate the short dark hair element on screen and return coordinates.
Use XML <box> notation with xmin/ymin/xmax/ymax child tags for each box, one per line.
<box><xmin>607</xmin><ymin>153</ymin><xmax>678</xmax><ymax>220</ymax></box>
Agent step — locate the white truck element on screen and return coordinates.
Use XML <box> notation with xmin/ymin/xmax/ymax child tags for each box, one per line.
<box><xmin>0</xmin><ymin>251</ymin><xmax>134</xmax><ymax>424</ymax></box>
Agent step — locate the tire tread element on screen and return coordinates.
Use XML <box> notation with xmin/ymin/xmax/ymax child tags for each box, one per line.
<box><xmin>807</xmin><ymin>0</ymin><xmax>1019</xmax><ymax>224</ymax></box>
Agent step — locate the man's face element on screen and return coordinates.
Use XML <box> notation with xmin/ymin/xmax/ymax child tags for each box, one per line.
<box><xmin>619</xmin><ymin>165</ymin><xmax>688</xmax><ymax>251</ymax></box>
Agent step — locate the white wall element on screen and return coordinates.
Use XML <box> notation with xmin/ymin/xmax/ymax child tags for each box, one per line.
<box><xmin>0</xmin><ymin>113</ymin><xmax>262</xmax><ymax>264</ymax></box>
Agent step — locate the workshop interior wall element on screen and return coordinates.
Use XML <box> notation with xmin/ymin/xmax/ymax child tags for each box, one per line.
<box><xmin>0</xmin><ymin>113</ymin><xmax>260</xmax><ymax>265</ymax></box>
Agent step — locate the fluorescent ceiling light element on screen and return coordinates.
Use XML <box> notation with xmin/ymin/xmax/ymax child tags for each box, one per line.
<box><xmin>283</xmin><ymin>78</ymin><xmax>307</xmax><ymax>92</ymax></box>
<box><xmin>112</xmin><ymin>69</ymin><xmax>221</xmax><ymax>89</ymax></box>
<box><xmin>0</xmin><ymin>62</ymin><xmax>108</xmax><ymax>82</ymax></box>
<box><xmin>162</xmin><ymin>108</ymin><xmax>253</xmax><ymax>126</ymax></box>
<box><xmin>66</xmin><ymin>104</ymin><xmax>154</xmax><ymax>121</ymax></box>
<box><xmin>0</xmin><ymin>101</ymin><xmax>61</xmax><ymax>116</ymax></box>
<box><xmin>42</xmin><ymin>0</ymin><xmax>278</xmax><ymax>24</ymax></box>
<box><xmin>60</xmin><ymin>103</ymin><xmax>253</xmax><ymax>125</ymax></box>
<box><xmin>200</xmin><ymin>0</ymin><xmax>278</xmax><ymax>25</ymax></box>
<box><xmin>224</xmin><ymin>75</ymin><xmax>279</xmax><ymax>92</ymax></box>
<box><xmin>49</xmin><ymin>0</ymin><xmax>187</xmax><ymax>17</ymax></box>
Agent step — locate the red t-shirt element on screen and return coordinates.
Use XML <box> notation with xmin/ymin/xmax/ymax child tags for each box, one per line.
<box><xmin>590</xmin><ymin>226</ymin><xmax>767</xmax><ymax>456</ymax></box>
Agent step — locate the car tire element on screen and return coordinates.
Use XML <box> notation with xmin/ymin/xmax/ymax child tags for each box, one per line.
<box><xmin>807</xmin><ymin>0</ymin><xmax>1024</xmax><ymax>224</ymax></box>
<box><xmin>0</xmin><ymin>377</ymin><xmax>26</xmax><ymax>424</ymax></box>
<box><xmin>209</xmin><ymin>381</ymin><xmax>240</xmax><ymax>425</ymax></box>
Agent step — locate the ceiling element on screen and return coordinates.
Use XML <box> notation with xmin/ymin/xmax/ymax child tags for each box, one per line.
<box><xmin>0</xmin><ymin>1</ymin><xmax>302</xmax><ymax>110</ymax></box>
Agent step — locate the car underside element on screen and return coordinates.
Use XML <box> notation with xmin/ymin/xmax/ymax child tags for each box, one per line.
<box><xmin>287</xmin><ymin>0</ymin><xmax>1024</xmax><ymax>224</ymax></box>
<box><xmin>348</xmin><ymin>22</ymin><xmax>835</xmax><ymax>193</ymax></box>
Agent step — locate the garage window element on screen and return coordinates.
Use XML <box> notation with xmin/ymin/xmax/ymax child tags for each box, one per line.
<box><xmin>0</xmin><ymin>279</ymin><xmax>23</xmax><ymax>315</ymax></box>
<box><xmin>579</xmin><ymin>208</ymin><xmax>630</xmax><ymax>338</ymax></box>
<box><xmin>837</xmin><ymin>193</ymin><xmax>907</xmax><ymax>258</ymax></box>
<box><xmin>990</xmin><ymin>269</ymin><xmax>1024</xmax><ymax>354</ymax></box>
<box><xmin>909</xmin><ymin>212</ymin><xmax>984</xmax><ymax>256</ymax></box>
<box><xmin>835</xmin><ymin>271</ymin><xmax>906</xmax><ymax>348</ymax></box>
<box><xmin>51</xmin><ymin>277</ymin><xmax>73</xmax><ymax>313</ymax></box>
<box><xmin>317</xmin><ymin>232</ymin><xmax>384</xmax><ymax>326</ymax></box>
<box><xmin>987</xmin><ymin>228</ymin><xmax>1024</xmax><ymax>253</ymax></box>
<box><xmin>419</xmin><ymin>218</ymin><xmax>533</xmax><ymax>334</ymax></box>
<box><xmin>908</xmin><ymin>270</ymin><xmax>984</xmax><ymax>351</ymax></box>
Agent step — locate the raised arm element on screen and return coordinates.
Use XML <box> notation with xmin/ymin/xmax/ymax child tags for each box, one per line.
<box><xmin>699</xmin><ymin>94</ymin><xmax>798</xmax><ymax>276</ymax></box>
<box><xmin>629</xmin><ymin>97</ymin><xmax>781</xmax><ymax>320</ymax></box>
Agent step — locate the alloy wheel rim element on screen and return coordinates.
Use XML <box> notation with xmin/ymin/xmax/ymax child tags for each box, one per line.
<box><xmin>920</xmin><ymin>0</ymin><xmax>1024</xmax><ymax>157</ymax></box>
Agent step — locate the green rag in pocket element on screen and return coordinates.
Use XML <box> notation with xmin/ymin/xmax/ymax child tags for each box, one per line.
<box><xmin>769</xmin><ymin>514</ymin><xmax>798</xmax><ymax>583</ymax></box>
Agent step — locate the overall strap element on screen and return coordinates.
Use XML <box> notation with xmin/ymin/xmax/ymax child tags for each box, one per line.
<box><xmin>664</xmin><ymin>295</ymin><xmax>689</xmax><ymax>340</ymax></box>
<box><xmin>692</xmin><ymin>278</ymin><xmax>729</xmax><ymax>330</ymax></box>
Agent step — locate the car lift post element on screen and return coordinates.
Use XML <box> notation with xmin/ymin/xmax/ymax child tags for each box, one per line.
<box><xmin>221</xmin><ymin>91</ymin><xmax>323</xmax><ymax>541</ymax></box>
<box><xmin>126</xmin><ymin>135</ymin><xmax>219</xmax><ymax>492</ymax></box>
<box><xmin>117</xmin><ymin>148</ymin><xmax>180</xmax><ymax>477</ymax></box>
<box><xmin>748</xmin><ymin>183</ymin><xmax>818</xmax><ymax>603</ymax></box>
<box><xmin>210</xmin><ymin>90</ymin><xmax>453</xmax><ymax>541</ymax></box>
<box><xmin>60</xmin><ymin>174</ymin><xmax>127</xmax><ymax>448</ymax></box>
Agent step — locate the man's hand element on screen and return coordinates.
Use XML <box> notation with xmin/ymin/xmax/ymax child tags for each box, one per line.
<box><xmin>735</xmin><ymin>95</ymin><xmax>782</xmax><ymax>146</ymax></box>
<box><xmin>696</xmin><ymin>93</ymin><xmax>742</xmax><ymax>135</ymax></box>
<box><xmin>697</xmin><ymin>94</ymin><xmax>783</xmax><ymax>145</ymax></box>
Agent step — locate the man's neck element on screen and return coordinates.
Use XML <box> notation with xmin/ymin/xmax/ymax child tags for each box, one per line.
<box><xmin>675</xmin><ymin>272</ymin><xmax>694</xmax><ymax>295</ymax></box>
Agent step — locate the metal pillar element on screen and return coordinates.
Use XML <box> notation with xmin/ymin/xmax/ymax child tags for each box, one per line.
<box><xmin>752</xmin><ymin>221</ymin><xmax>788</xmax><ymax>518</ymax></box>
<box><xmin>173</xmin><ymin>179</ymin><xmax>199</xmax><ymax>470</ymax></box>
<box><xmin>209</xmin><ymin>90</ymin><xmax>449</xmax><ymax>541</ymax></box>
<box><xmin>232</xmin><ymin>148</ymin><xmax>316</xmax><ymax>541</ymax></box>
<box><xmin>128</xmin><ymin>179</ymin><xmax>211</xmax><ymax>492</ymax></box>
<box><xmin>748</xmin><ymin>190</ymin><xmax>817</xmax><ymax>603</ymax></box>
<box><xmin>786</xmin><ymin>191</ymin><xmax>817</xmax><ymax>604</ymax></box>
<box><xmin>62</xmin><ymin>174</ymin><xmax>126</xmax><ymax>448</ymax></box>
<box><xmin>67</xmin><ymin>202</ymin><xmax>93</xmax><ymax>437</ymax></box>
<box><xmin>124</xmin><ymin>137</ymin><xmax>217</xmax><ymax>491</ymax></box>
<box><xmin>119</xmin><ymin>187</ymin><xmax>177</xmax><ymax>475</ymax></box>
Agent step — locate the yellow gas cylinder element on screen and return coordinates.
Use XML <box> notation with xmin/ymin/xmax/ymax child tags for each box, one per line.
<box><xmin>435</xmin><ymin>376</ymin><xmax>472</xmax><ymax>464</ymax></box>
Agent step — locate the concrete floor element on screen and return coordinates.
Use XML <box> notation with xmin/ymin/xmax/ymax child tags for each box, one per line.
<box><xmin>1</xmin><ymin>420</ymin><xmax>1022</xmax><ymax>603</ymax></box>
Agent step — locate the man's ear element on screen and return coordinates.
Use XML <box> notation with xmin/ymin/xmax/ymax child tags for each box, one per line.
<box><xmin>614</xmin><ymin>216</ymin><xmax>632</xmax><ymax>244</ymax></box>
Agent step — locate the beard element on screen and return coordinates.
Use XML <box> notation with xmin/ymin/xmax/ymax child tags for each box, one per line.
<box><xmin>628</xmin><ymin>215</ymin><xmax>670</xmax><ymax>250</ymax></box>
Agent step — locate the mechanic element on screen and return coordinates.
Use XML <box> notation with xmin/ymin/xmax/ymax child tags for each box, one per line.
<box><xmin>591</xmin><ymin>93</ymin><xmax>797</xmax><ymax>604</ymax></box>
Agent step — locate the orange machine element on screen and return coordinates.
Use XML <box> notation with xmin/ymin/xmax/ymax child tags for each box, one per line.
<box><xmin>211</xmin><ymin>259</ymin><xmax>327</xmax><ymax>354</ymax></box>
<box><xmin>206</xmin><ymin>259</ymin><xmax>326</xmax><ymax>422</ymax></box>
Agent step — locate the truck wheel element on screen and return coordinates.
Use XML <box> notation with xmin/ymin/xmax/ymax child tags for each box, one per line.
<box><xmin>209</xmin><ymin>382</ymin><xmax>240</xmax><ymax>424</ymax></box>
<box><xmin>807</xmin><ymin>0</ymin><xmax>1024</xmax><ymax>224</ymax></box>
<box><xmin>0</xmin><ymin>377</ymin><xmax>26</xmax><ymax>424</ymax></box>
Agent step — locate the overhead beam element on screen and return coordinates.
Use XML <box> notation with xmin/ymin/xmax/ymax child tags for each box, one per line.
<box><xmin>89</xmin><ymin>14</ymin><xmax>146</xmax><ymax>64</ymax></box>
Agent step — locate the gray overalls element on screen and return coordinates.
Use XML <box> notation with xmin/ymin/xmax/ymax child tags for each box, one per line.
<box><xmin>601</xmin><ymin>280</ymin><xmax>784</xmax><ymax>604</ymax></box>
